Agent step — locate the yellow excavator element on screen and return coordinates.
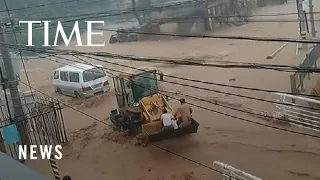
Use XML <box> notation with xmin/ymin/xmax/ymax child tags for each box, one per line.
<box><xmin>109</xmin><ymin>67</ymin><xmax>199</xmax><ymax>142</ymax></box>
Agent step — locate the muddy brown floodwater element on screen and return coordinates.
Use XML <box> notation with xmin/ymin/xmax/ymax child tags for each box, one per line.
<box><xmin>18</xmin><ymin>2</ymin><xmax>320</xmax><ymax>180</ymax></box>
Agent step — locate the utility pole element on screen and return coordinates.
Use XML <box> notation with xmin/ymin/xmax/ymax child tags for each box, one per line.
<box><xmin>309</xmin><ymin>0</ymin><xmax>316</xmax><ymax>37</ymax></box>
<box><xmin>298</xmin><ymin>0</ymin><xmax>308</xmax><ymax>50</ymax></box>
<box><xmin>0</xmin><ymin>20</ymin><xmax>29</xmax><ymax>146</ymax></box>
<box><xmin>0</xmin><ymin>128</ymin><xmax>6</xmax><ymax>153</ymax></box>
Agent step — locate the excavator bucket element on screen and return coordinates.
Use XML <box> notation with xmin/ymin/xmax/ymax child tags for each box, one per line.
<box><xmin>139</xmin><ymin>94</ymin><xmax>199</xmax><ymax>142</ymax></box>
<box><xmin>143</xmin><ymin>119</ymin><xmax>199</xmax><ymax>142</ymax></box>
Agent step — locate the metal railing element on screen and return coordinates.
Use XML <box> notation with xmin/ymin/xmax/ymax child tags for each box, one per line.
<box><xmin>290</xmin><ymin>44</ymin><xmax>320</xmax><ymax>93</ymax></box>
<box><xmin>0</xmin><ymin>97</ymin><xmax>68</xmax><ymax>160</ymax></box>
<box><xmin>272</xmin><ymin>93</ymin><xmax>320</xmax><ymax>131</ymax></box>
<box><xmin>213</xmin><ymin>161</ymin><xmax>263</xmax><ymax>180</ymax></box>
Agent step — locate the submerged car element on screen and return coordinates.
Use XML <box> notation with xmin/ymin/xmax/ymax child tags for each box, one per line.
<box><xmin>52</xmin><ymin>63</ymin><xmax>110</xmax><ymax>98</ymax></box>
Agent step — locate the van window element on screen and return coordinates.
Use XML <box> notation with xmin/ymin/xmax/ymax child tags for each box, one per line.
<box><xmin>83</xmin><ymin>68</ymin><xmax>105</xmax><ymax>82</ymax></box>
<box><xmin>69</xmin><ymin>72</ymin><xmax>79</xmax><ymax>82</ymax></box>
<box><xmin>53</xmin><ymin>71</ymin><xmax>59</xmax><ymax>79</ymax></box>
<box><xmin>60</xmin><ymin>71</ymin><xmax>69</xmax><ymax>81</ymax></box>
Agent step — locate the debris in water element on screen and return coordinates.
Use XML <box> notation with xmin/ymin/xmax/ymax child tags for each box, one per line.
<box><xmin>182</xmin><ymin>172</ymin><xmax>196</xmax><ymax>180</ymax></box>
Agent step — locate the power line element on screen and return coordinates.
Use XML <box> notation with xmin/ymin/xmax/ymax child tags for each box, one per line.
<box><xmin>4</xmin><ymin>44</ymin><xmax>320</xmax><ymax>110</ymax></box>
<box><xmin>72</xmin><ymin>54</ymin><xmax>320</xmax><ymax>124</ymax></box>
<box><xmin>6</xmin><ymin>24</ymin><xmax>319</xmax><ymax>46</ymax></box>
<box><xmin>102</xmin><ymin>68</ymin><xmax>320</xmax><ymax>138</ymax></box>
<box><xmin>2</xmin><ymin>0</ymin><xmax>320</xmax><ymax>32</ymax></box>
<box><xmin>1</xmin><ymin>3</ymin><xmax>320</xmax><ymax>45</ymax></box>
<box><xmin>71</xmin><ymin>54</ymin><xmax>320</xmax><ymax>111</ymax></box>
<box><xmin>8</xmin><ymin>0</ymin><xmax>111</xmax><ymax>18</ymax></box>
<box><xmin>0</xmin><ymin>0</ymin><xmax>83</xmax><ymax>13</ymax></box>
<box><xmin>71</xmin><ymin>51</ymin><xmax>320</xmax><ymax>73</ymax></box>
<box><xmin>4</xmin><ymin>31</ymin><xmax>319</xmax><ymax>129</ymax></box>
<box><xmin>5</xmin><ymin>12</ymin><xmax>320</xmax><ymax>35</ymax></box>
<box><xmin>17</xmin><ymin>79</ymin><xmax>241</xmax><ymax>180</ymax></box>
<box><xmin>4</xmin><ymin>43</ymin><xmax>320</xmax><ymax>111</ymax></box>
<box><xmin>4</xmin><ymin>0</ymin><xmax>320</xmax><ymax>22</ymax></box>
<box><xmin>34</xmin><ymin>52</ymin><xmax>320</xmax><ymax>134</ymax></box>
<box><xmin>3</xmin><ymin>0</ymin><xmax>204</xmax><ymax>26</ymax></box>
<box><xmin>3</xmin><ymin>0</ymin><xmax>35</xmax><ymax>102</ymax></box>
<box><xmin>78</xmin><ymin>55</ymin><xmax>319</xmax><ymax>98</ymax></box>
<box><xmin>77</xmin><ymin>28</ymin><xmax>320</xmax><ymax>45</ymax></box>
<box><xmin>59</xmin><ymin>54</ymin><xmax>320</xmax><ymax>138</ymax></box>
<box><xmin>5</xmin><ymin>11</ymin><xmax>320</xmax><ymax>23</ymax></box>
<box><xmin>19</xmin><ymin>52</ymin><xmax>320</xmax><ymax>139</ymax></box>
<box><xmin>5</xmin><ymin>45</ymin><xmax>320</xmax><ymax>116</ymax></box>
<box><xmin>71</xmin><ymin>54</ymin><xmax>320</xmax><ymax>130</ymax></box>
<box><xmin>4</xmin><ymin>15</ymin><xmax>320</xmax><ymax>38</ymax></box>
<box><xmin>15</xmin><ymin>50</ymin><xmax>320</xmax><ymax>98</ymax></box>
<box><xmin>4</xmin><ymin>44</ymin><xmax>320</xmax><ymax>73</ymax></box>
<box><xmin>80</xmin><ymin>48</ymin><xmax>319</xmax><ymax>73</ymax></box>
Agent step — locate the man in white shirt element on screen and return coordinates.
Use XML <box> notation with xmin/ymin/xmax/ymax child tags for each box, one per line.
<box><xmin>161</xmin><ymin>109</ymin><xmax>175</xmax><ymax>131</ymax></box>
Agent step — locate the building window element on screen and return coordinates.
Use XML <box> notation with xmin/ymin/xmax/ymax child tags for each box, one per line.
<box><xmin>60</xmin><ymin>71</ymin><xmax>69</xmax><ymax>81</ymax></box>
<box><xmin>69</xmin><ymin>72</ymin><xmax>80</xmax><ymax>82</ymax></box>
<box><xmin>53</xmin><ymin>71</ymin><xmax>59</xmax><ymax>79</ymax></box>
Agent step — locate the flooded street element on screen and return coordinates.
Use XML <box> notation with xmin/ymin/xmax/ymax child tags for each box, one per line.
<box><xmin>19</xmin><ymin>2</ymin><xmax>320</xmax><ymax>180</ymax></box>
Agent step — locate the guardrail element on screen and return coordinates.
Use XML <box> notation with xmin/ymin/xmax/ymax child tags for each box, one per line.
<box><xmin>272</xmin><ymin>93</ymin><xmax>320</xmax><ymax>131</ymax></box>
<box><xmin>213</xmin><ymin>161</ymin><xmax>263</xmax><ymax>180</ymax></box>
<box><xmin>290</xmin><ymin>44</ymin><xmax>320</xmax><ymax>93</ymax></box>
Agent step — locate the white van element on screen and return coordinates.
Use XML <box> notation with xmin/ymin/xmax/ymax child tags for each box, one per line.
<box><xmin>52</xmin><ymin>63</ymin><xmax>110</xmax><ymax>98</ymax></box>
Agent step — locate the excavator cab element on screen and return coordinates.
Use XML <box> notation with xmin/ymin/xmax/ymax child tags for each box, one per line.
<box><xmin>110</xmin><ymin>67</ymin><xmax>199</xmax><ymax>142</ymax></box>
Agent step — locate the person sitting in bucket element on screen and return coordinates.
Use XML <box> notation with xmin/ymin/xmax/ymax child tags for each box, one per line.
<box><xmin>173</xmin><ymin>98</ymin><xmax>193</xmax><ymax>128</ymax></box>
<box><xmin>161</xmin><ymin>109</ymin><xmax>178</xmax><ymax>131</ymax></box>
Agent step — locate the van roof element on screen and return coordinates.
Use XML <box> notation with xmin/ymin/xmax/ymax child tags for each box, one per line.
<box><xmin>56</xmin><ymin>63</ymin><xmax>100</xmax><ymax>72</ymax></box>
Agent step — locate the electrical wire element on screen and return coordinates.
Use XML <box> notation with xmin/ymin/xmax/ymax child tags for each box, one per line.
<box><xmin>3</xmin><ymin>0</ymin><xmax>206</xmax><ymax>26</ymax></box>
<box><xmin>0</xmin><ymin>0</ymin><xmax>84</xmax><ymax>13</ymax></box>
<box><xmin>3</xmin><ymin>1</ymin><xmax>134</xmax><ymax>21</ymax></box>
<box><xmin>75</xmin><ymin>54</ymin><xmax>319</xmax><ymax>98</ymax></box>
<box><xmin>72</xmin><ymin>54</ymin><xmax>320</xmax><ymax>128</ymax></box>
<box><xmin>119</xmin><ymin>73</ymin><xmax>320</xmax><ymax>138</ymax></box>
<box><xmin>6</xmin><ymin>16</ymin><xmax>319</xmax><ymax>36</ymax></box>
<box><xmin>4</xmin><ymin>44</ymin><xmax>320</xmax><ymax>115</ymax></box>
<box><xmin>4</xmin><ymin>43</ymin><xmax>320</xmax><ymax>110</ymax></box>
<box><xmin>75</xmin><ymin>28</ymin><xmax>320</xmax><ymax>44</ymax></box>
<box><xmin>15</xmin><ymin>54</ymin><xmax>320</xmax><ymax>178</ymax></box>
<box><xmin>3</xmin><ymin>0</ymin><xmax>320</xmax><ymax>33</ymax></box>
<box><xmin>28</xmin><ymin>51</ymin><xmax>320</xmax><ymax>134</ymax></box>
<box><xmin>3</xmin><ymin>0</ymin><xmax>320</xmax><ymax>19</ymax></box>
<box><xmin>73</xmin><ymin>54</ymin><xmax>320</xmax><ymax>111</ymax></box>
<box><xmin>3</xmin><ymin>43</ymin><xmax>320</xmax><ymax>73</ymax></box>
<box><xmin>18</xmin><ymin>78</ymin><xmax>241</xmax><ymax>180</ymax></box>
<box><xmin>1</xmin><ymin>2</ymin><xmax>319</xmax><ymax>45</ymax></box>
<box><xmin>3</xmin><ymin>0</ymin><xmax>35</xmax><ymax>102</ymax></box>
<box><xmin>1</xmin><ymin>25</ymin><xmax>318</xmax><ymax>132</ymax></box>
<box><xmin>4</xmin><ymin>0</ymin><xmax>320</xmax><ymax>22</ymax></box>
<box><xmin>4</xmin><ymin>42</ymin><xmax>320</xmax><ymax>110</ymax></box>
<box><xmin>70</xmin><ymin>54</ymin><xmax>320</xmax><ymax>130</ymax></box>
<box><xmin>13</xmin><ymin>51</ymin><xmax>320</xmax><ymax>98</ymax></box>
<box><xmin>4</xmin><ymin>24</ymin><xmax>319</xmax><ymax>47</ymax></box>
<box><xmin>10</xmin><ymin>0</ymin><xmax>112</xmax><ymax>18</ymax></box>
<box><xmin>39</xmin><ymin>53</ymin><xmax>320</xmax><ymax>138</ymax></box>
<box><xmin>4</xmin><ymin>11</ymin><xmax>320</xmax><ymax>23</ymax></box>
